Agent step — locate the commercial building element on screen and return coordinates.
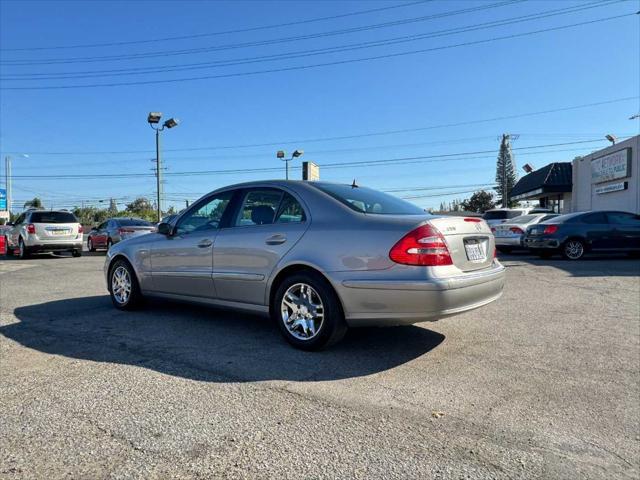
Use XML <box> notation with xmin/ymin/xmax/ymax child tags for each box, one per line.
<box><xmin>510</xmin><ymin>162</ymin><xmax>573</xmax><ymax>213</ymax></box>
<box><xmin>510</xmin><ymin>135</ymin><xmax>639</xmax><ymax>214</ymax></box>
<box><xmin>571</xmin><ymin>135</ymin><xmax>639</xmax><ymax>214</ymax></box>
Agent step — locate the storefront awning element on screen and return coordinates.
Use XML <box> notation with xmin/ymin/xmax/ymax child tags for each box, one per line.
<box><xmin>510</xmin><ymin>162</ymin><xmax>572</xmax><ymax>201</ymax></box>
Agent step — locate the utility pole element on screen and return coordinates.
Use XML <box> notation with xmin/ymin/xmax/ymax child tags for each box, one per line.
<box><xmin>4</xmin><ymin>156</ymin><xmax>11</xmax><ymax>217</ymax></box>
<box><xmin>502</xmin><ymin>136</ymin><xmax>508</xmax><ymax>208</ymax></box>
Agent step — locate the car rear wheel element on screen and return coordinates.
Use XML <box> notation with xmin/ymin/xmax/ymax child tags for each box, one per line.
<box><xmin>109</xmin><ymin>259</ymin><xmax>142</xmax><ymax>310</ymax></box>
<box><xmin>5</xmin><ymin>237</ymin><xmax>13</xmax><ymax>256</ymax></box>
<box><xmin>88</xmin><ymin>237</ymin><xmax>96</xmax><ymax>252</ymax></box>
<box><xmin>18</xmin><ymin>238</ymin><xmax>29</xmax><ymax>259</ymax></box>
<box><xmin>273</xmin><ymin>272</ymin><xmax>347</xmax><ymax>351</ymax></box>
<box><xmin>72</xmin><ymin>249</ymin><xmax>82</xmax><ymax>257</ymax></box>
<box><xmin>562</xmin><ymin>239</ymin><xmax>585</xmax><ymax>260</ymax></box>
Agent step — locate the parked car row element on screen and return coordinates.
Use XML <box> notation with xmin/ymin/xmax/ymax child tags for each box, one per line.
<box><xmin>2</xmin><ymin>209</ymin><xmax>155</xmax><ymax>258</ymax></box>
<box><xmin>490</xmin><ymin>209</ymin><xmax>640</xmax><ymax>260</ymax></box>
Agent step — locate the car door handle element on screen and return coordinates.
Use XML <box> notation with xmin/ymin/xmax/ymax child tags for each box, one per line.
<box><xmin>265</xmin><ymin>234</ymin><xmax>287</xmax><ymax>245</ymax></box>
<box><xmin>197</xmin><ymin>239</ymin><xmax>213</xmax><ymax>248</ymax></box>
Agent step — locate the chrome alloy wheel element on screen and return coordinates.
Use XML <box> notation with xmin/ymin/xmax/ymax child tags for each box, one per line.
<box><xmin>280</xmin><ymin>283</ymin><xmax>325</xmax><ymax>340</ymax></box>
<box><xmin>564</xmin><ymin>240</ymin><xmax>584</xmax><ymax>260</ymax></box>
<box><xmin>111</xmin><ymin>266</ymin><xmax>132</xmax><ymax>305</ymax></box>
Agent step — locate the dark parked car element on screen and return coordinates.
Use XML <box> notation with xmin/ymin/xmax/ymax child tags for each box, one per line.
<box><xmin>88</xmin><ymin>218</ymin><xmax>155</xmax><ymax>251</ymax></box>
<box><xmin>523</xmin><ymin>210</ymin><xmax>640</xmax><ymax>260</ymax></box>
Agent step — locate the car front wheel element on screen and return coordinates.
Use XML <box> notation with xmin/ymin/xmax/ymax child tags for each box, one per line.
<box><xmin>562</xmin><ymin>239</ymin><xmax>586</xmax><ymax>260</ymax></box>
<box><xmin>109</xmin><ymin>259</ymin><xmax>142</xmax><ymax>310</ymax></box>
<box><xmin>273</xmin><ymin>272</ymin><xmax>347</xmax><ymax>351</ymax></box>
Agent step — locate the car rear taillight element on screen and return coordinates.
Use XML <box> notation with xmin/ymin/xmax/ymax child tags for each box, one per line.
<box><xmin>389</xmin><ymin>223</ymin><xmax>452</xmax><ymax>266</ymax></box>
<box><xmin>118</xmin><ymin>228</ymin><xmax>135</xmax><ymax>234</ymax></box>
<box><xmin>464</xmin><ymin>218</ymin><xmax>482</xmax><ymax>222</ymax></box>
<box><xmin>26</xmin><ymin>224</ymin><xmax>36</xmax><ymax>234</ymax></box>
<box><xmin>490</xmin><ymin>227</ymin><xmax>496</xmax><ymax>233</ymax></box>
<box><xmin>509</xmin><ymin>227</ymin><xmax>524</xmax><ymax>234</ymax></box>
<box><xmin>543</xmin><ymin>225</ymin><xmax>558</xmax><ymax>234</ymax></box>
<box><xmin>78</xmin><ymin>225</ymin><xmax>84</xmax><ymax>234</ymax></box>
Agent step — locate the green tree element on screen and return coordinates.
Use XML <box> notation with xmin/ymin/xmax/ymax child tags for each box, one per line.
<box><xmin>23</xmin><ymin>197</ymin><xmax>44</xmax><ymax>209</ymax></box>
<box><xmin>495</xmin><ymin>134</ymin><xmax>518</xmax><ymax>208</ymax></box>
<box><xmin>121</xmin><ymin>197</ymin><xmax>156</xmax><ymax>221</ymax></box>
<box><xmin>461</xmin><ymin>190</ymin><xmax>496</xmax><ymax>213</ymax></box>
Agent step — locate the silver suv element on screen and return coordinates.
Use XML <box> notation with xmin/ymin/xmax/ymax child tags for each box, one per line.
<box><xmin>6</xmin><ymin>209</ymin><xmax>83</xmax><ymax>259</ymax></box>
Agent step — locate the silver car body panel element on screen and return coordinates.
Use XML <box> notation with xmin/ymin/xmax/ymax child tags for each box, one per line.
<box><xmin>494</xmin><ymin>214</ymin><xmax>560</xmax><ymax>247</ymax></box>
<box><xmin>105</xmin><ymin>180</ymin><xmax>505</xmax><ymax>327</ymax></box>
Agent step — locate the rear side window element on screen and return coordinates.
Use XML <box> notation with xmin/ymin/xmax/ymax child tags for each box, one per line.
<box><xmin>29</xmin><ymin>211</ymin><xmax>77</xmax><ymax>223</ymax></box>
<box><xmin>236</xmin><ymin>189</ymin><xmax>283</xmax><ymax>226</ymax></box>
<box><xmin>541</xmin><ymin>214</ymin><xmax>559</xmax><ymax>222</ymax></box>
<box><xmin>312</xmin><ymin>183</ymin><xmax>424</xmax><ymax>215</ymax></box>
<box><xmin>582</xmin><ymin>212</ymin><xmax>608</xmax><ymax>224</ymax></box>
<box><xmin>116</xmin><ymin>219</ymin><xmax>153</xmax><ymax>226</ymax></box>
<box><xmin>607</xmin><ymin>212</ymin><xmax>640</xmax><ymax>225</ymax></box>
<box><xmin>276</xmin><ymin>193</ymin><xmax>306</xmax><ymax>223</ymax></box>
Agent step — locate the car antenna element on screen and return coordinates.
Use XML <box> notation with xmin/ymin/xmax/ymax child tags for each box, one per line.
<box><xmin>351</xmin><ymin>179</ymin><xmax>359</xmax><ymax>189</ymax></box>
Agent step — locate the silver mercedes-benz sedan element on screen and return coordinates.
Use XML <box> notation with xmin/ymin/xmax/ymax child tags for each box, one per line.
<box><xmin>104</xmin><ymin>181</ymin><xmax>505</xmax><ymax>350</ymax></box>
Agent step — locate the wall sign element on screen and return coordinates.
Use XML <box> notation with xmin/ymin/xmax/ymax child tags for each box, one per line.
<box><xmin>595</xmin><ymin>181</ymin><xmax>628</xmax><ymax>195</ymax></box>
<box><xmin>591</xmin><ymin>148</ymin><xmax>632</xmax><ymax>184</ymax></box>
<box><xmin>0</xmin><ymin>188</ymin><xmax>6</xmax><ymax>211</ymax></box>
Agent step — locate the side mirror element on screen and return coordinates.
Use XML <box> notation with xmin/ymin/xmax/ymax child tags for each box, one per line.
<box><xmin>157</xmin><ymin>222</ymin><xmax>173</xmax><ymax>235</ymax></box>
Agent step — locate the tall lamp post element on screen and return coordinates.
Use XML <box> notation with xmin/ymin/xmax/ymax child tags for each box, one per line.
<box><xmin>4</xmin><ymin>154</ymin><xmax>28</xmax><ymax>218</ymax></box>
<box><xmin>277</xmin><ymin>149</ymin><xmax>304</xmax><ymax>180</ymax></box>
<box><xmin>148</xmin><ymin>112</ymin><xmax>179</xmax><ymax>222</ymax></box>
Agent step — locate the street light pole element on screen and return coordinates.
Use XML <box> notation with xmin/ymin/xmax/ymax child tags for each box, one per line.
<box><xmin>148</xmin><ymin>112</ymin><xmax>179</xmax><ymax>223</ymax></box>
<box><xmin>5</xmin><ymin>156</ymin><xmax>11</xmax><ymax>217</ymax></box>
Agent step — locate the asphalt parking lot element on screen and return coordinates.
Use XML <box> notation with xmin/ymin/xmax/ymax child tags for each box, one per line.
<box><xmin>0</xmin><ymin>250</ymin><xmax>638</xmax><ymax>479</ymax></box>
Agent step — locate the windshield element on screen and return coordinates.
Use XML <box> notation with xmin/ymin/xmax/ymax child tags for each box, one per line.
<box><xmin>312</xmin><ymin>183</ymin><xmax>425</xmax><ymax>215</ymax></box>
<box><xmin>116</xmin><ymin>219</ymin><xmax>152</xmax><ymax>226</ymax></box>
<box><xmin>29</xmin><ymin>211</ymin><xmax>77</xmax><ymax>224</ymax></box>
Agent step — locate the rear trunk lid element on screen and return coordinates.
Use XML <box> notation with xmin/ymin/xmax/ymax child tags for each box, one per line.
<box><xmin>428</xmin><ymin>216</ymin><xmax>494</xmax><ymax>272</ymax></box>
<box><xmin>34</xmin><ymin>222</ymin><xmax>79</xmax><ymax>240</ymax></box>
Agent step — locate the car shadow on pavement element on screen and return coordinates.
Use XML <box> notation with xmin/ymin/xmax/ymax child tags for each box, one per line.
<box><xmin>4</xmin><ymin>296</ymin><xmax>445</xmax><ymax>383</ymax></box>
<box><xmin>498</xmin><ymin>252</ymin><xmax>640</xmax><ymax>277</ymax></box>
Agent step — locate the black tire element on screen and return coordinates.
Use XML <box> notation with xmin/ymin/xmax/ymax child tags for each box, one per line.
<box><xmin>18</xmin><ymin>238</ymin><xmax>30</xmax><ymax>259</ymax></box>
<box><xmin>87</xmin><ymin>237</ymin><xmax>96</xmax><ymax>252</ymax></box>
<box><xmin>72</xmin><ymin>249</ymin><xmax>82</xmax><ymax>257</ymax></box>
<box><xmin>272</xmin><ymin>271</ymin><xmax>347</xmax><ymax>351</ymax></box>
<box><xmin>108</xmin><ymin>259</ymin><xmax>143</xmax><ymax>310</ymax></box>
<box><xmin>497</xmin><ymin>246</ymin><xmax>512</xmax><ymax>254</ymax></box>
<box><xmin>562</xmin><ymin>239</ymin><xmax>586</xmax><ymax>260</ymax></box>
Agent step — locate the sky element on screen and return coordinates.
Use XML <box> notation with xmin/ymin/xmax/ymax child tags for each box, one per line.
<box><xmin>0</xmin><ymin>0</ymin><xmax>638</xmax><ymax>213</ymax></box>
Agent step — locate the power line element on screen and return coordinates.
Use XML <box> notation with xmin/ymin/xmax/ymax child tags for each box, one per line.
<box><xmin>0</xmin><ymin>0</ymin><xmax>523</xmax><ymax>65</ymax></box>
<box><xmin>4</xmin><ymin>97</ymin><xmax>636</xmax><ymax>156</ymax></box>
<box><xmin>2</xmin><ymin>12</ymin><xmax>635</xmax><ymax>90</ymax></box>
<box><xmin>0</xmin><ymin>0</ymin><xmax>433</xmax><ymax>52</ymax></box>
<box><xmin>2</xmin><ymin>0</ymin><xmax>615</xmax><ymax>81</ymax></box>
<box><xmin>5</xmin><ymin>139</ymin><xmax>616</xmax><ymax>180</ymax></box>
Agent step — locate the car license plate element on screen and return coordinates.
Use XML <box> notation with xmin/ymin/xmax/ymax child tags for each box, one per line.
<box><xmin>465</xmin><ymin>241</ymin><xmax>486</xmax><ymax>262</ymax></box>
<box><xmin>52</xmin><ymin>229</ymin><xmax>68</xmax><ymax>235</ymax></box>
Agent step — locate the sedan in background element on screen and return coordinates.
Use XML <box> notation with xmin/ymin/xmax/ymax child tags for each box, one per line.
<box><xmin>493</xmin><ymin>213</ymin><xmax>559</xmax><ymax>253</ymax></box>
<box><xmin>104</xmin><ymin>180</ymin><xmax>505</xmax><ymax>350</ymax></box>
<box><xmin>482</xmin><ymin>208</ymin><xmax>532</xmax><ymax>228</ymax></box>
<box><xmin>524</xmin><ymin>210</ymin><xmax>640</xmax><ymax>260</ymax></box>
<box><xmin>88</xmin><ymin>218</ymin><xmax>155</xmax><ymax>251</ymax></box>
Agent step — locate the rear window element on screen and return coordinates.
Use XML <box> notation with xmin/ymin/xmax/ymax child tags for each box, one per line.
<box><xmin>312</xmin><ymin>183</ymin><xmax>424</xmax><ymax>215</ymax></box>
<box><xmin>510</xmin><ymin>215</ymin><xmax>538</xmax><ymax>224</ymax></box>
<box><xmin>29</xmin><ymin>211</ymin><xmax>77</xmax><ymax>224</ymax></box>
<box><xmin>116</xmin><ymin>219</ymin><xmax>153</xmax><ymax>226</ymax></box>
<box><xmin>483</xmin><ymin>210</ymin><xmax>524</xmax><ymax>220</ymax></box>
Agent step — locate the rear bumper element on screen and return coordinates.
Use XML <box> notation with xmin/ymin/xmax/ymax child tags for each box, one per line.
<box><xmin>495</xmin><ymin>236</ymin><xmax>523</xmax><ymax>247</ymax></box>
<box><xmin>336</xmin><ymin>262</ymin><xmax>506</xmax><ymax>327</ymax></box>
<box><xmin>524</xmin><ymin>237</ymin><xmax>560</xmax><ymax>249</ymax></box>
<box><xmin>24</xmin><ymin>239</ymin><xmax>83</xmax><ymax>252</ymax></box>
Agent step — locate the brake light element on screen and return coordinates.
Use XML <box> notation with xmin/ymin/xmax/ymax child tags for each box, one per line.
<box><xmin>78</xmin><ymin>225</ymin><xmax>84</xmax><ymax>234</ymax></box>
<box><xmin>464</xmin><ymin>218</ymin><xmax>481</xmax><ymax>222</ymax></box>
<box><xmin>509</xmin><ymin>227</ymin><xmax>524</xmax><ymax>234</ymax></box>
<box><xmin>389</xmin><ymin>223</ymin><xmax>452</xmax><ymax>266</ymax></box>
<box><xmin>26</xmin><ymin>224</ymin><xmax>36</xmax><ymax>234</ymax></box>
<box><xmin>543</xmin><ymin>225</ymin><xmax>558</xmax><ymax>234</ymax></box>
<box><xmin>490</xmin><ymin>227</ymin><xmax>496</xmax><ymax>233</ymax></box>
<box><xmin>118</xmin><ymin>228</ymin><xmax>135</xmax><ymax>234</ymax></box>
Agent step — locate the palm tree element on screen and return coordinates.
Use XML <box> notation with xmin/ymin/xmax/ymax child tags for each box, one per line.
<box><xmin>23</xmin><ymin>197</ymin><xmax>43</xmax><ymax>209</ymax></box>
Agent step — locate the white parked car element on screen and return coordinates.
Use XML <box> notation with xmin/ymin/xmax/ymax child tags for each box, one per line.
<box><xmin>5</xmin><ymin>209</ymin><xmax>83</xmax><ymax>259</ymax></box>
<box><xmin>493</xmin><ymin>213</ymin><xmax>560</xmax><ymax>253</ymax></box>
<box><xmin>482</xmin><ymin>208</ymin><xmax>533</xmax><ymax>228</ymax></box>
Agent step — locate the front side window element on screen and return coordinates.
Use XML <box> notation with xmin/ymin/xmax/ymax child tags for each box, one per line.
<box><xmin>235</xmin><ymin>189</ymin><xmax>283</xmax><ymax>226</ymax></box>
<box><xmin>175</xmin><ymin>192</ymin><xmax>233</xmax><ymax>235</ymax></box>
